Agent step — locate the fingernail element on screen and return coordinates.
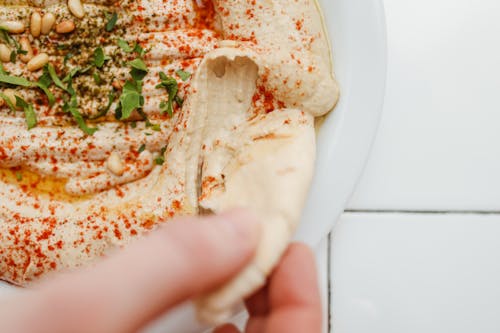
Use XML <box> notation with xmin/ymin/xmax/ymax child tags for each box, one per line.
<box><xmin>217</xmin><ymin>208</ymin><xmax>261</xmax><ymax>243</ymax></box>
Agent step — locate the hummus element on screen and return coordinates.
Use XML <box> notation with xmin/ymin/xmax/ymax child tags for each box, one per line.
<box><xmin>0</xmin><ymin>0</ymin><xmax>339</xmax><ymax>323</ymax></box>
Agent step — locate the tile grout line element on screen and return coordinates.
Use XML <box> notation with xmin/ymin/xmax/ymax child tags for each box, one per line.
<box><xmin>344</xmin><ymin>209</ymin><xmax>500</xmax><ymax>215</ymax></box>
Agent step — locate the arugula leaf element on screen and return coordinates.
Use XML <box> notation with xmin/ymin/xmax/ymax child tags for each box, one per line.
<box><xmin>117</xmin><ymin>39</ymin><xmax>133</xmax><ymax>52</ymax></box>
<box><xmin>15</xmin><ymin>96</ymin><xmax>37</xmax><ymax>130</ymax></box>
<box><xmin>106</xmin><ymin>12</ymin><xmax>118</xmax><ymax>32</ymax></box>
<box><xmin>176</xmin><ymin>69</ymin><xmax>191</xmax><ymax>81</ymax></box>
<box><xmin>0</xmin><ymin>74</ymin><xmax>32</xmax><ymax>87</ymax></box>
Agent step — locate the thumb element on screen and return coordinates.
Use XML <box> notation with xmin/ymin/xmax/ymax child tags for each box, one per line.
<box><xmin>8</xmin><ymin>210</ymin><xmax>260</xmax><ymax>333</ymax></box>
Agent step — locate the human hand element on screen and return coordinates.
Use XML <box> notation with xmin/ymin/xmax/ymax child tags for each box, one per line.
<box><xmin>214</xmin><ymin>243</ymin><xmax>322</xmax><ymax>333</ymax></box>
<box><xmin>0</xmin><ymin>211</ymin><xmax>321</xmax><ymax>333</ymax></box>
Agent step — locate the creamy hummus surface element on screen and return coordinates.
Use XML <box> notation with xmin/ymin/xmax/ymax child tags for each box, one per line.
<box><xmin>0</xmin><ymin>0</ymin><xmax>338</xmax><ymax>319</ymax></box>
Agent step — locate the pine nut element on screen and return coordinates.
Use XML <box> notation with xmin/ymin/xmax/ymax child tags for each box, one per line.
<box><xmin>0</xmin><ymin>21</ymin><xmax>25</xmax><ymax>34</ymax></box>
<box><xmin>30</xmin><ymin>12</ymin><xmax>42</xmax><ymax>37</ymax></box>
<box><xmin>19</xmin><ymin>38</ymin><xmax>34</xmax><ymax>63</ymax></box>
<box><xmin>0</xmin><ymin>44</ymin><xmax>11</xmax><ymax>63</ymax></box>
<box><xmin>107</xmin><ymin>152</ymin><xmax>125</xmax><ymax>176</ymax></box>
<box><xmin>56</xmin><ymin>20</ymin><xmax>75</xmax><ymax>34</ymax></box>
<box><xmin>41</xmin><ymin>13</ymin><xmax>56</xmax><ymax>35</ymax></box>
<box><xmin>68</xmin><ymin>0</ymin><xmax>85</xmax><ymax>19</ymax></box>
<box><xmin>3</xmin><ymin>89</ymin><xmax>20</xmax><ymax>108</ymax></box>
<box><xmin>27</xmin><ymin>53</ymin><xmax>49</xmax><ymax>72</ymax></box>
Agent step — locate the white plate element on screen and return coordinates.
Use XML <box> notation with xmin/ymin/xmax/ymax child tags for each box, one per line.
<box><xmin>0</xmin><ymin>1</ymin><xmax>387</xmax><ymax>332</ymax></box>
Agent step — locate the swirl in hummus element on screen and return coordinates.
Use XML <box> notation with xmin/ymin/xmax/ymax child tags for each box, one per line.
<box><xmin>0</xmin><ymin>0</ymin><xmax>339</xmax><ymax>323</ymax></box>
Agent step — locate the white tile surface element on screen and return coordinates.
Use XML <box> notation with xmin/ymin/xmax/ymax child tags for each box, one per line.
<box><xmin>330</xmin><ymin>213</ymin><xmax>500</xmax><ymax>333</ymax></box>
<box><xmin>348</xmin><ymin>0</ymin><xmax>500</xmax><ymax>211</ymax></box>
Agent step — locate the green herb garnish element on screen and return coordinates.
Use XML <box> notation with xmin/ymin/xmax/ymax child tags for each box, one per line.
<box><xmin>138</xmin><ymin>144</ymin><xmax>146</xmax><ymax>154</ymax></box>
<box><xmin>156</xmin><ymin>72</ymin><xmax>180</xmax><ymax>116</ymax></box>
<box><xmin>106</xmin><ymin>12</ymin><xmax>118</xmax><ymax>32</ymax></box>
<box><xmin>128</xmin><ymin>58</ymin><xmax>148</xmax><ymax>72</ymax></box>
<box><xmin>119</xmin><ymin>80</ymin><xmax>144</xmax><ymax>120</ymax></box>
<box><xmin>117</xmin><ymin>39</ymin><xmax>133</xmax><ymax>52</ymax></box>
<box><xmin>94</xmin><ymin>47</ymin><xmax>107</xmax><ymax>68</ymax></box>
<box><xmin>176</xmin><ymin>69</ymin><xmax>191</xmax><ymax>81</ymax></box>
<box><xmin>0</xmin><ymin>74</ymin><xmax>32</xmax><ymax>87</ymax></box>
<box><xmin>15</xmin><ymin>96</ymin><xmax>37</xmax><ymax>130</ymax></box>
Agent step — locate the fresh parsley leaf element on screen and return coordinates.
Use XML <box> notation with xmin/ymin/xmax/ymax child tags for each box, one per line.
<box><xmin>94</xmin><ymin>47</ymin><xmax>106</xmax><ymax>68</ymax></box>
<box><xmin>133</xmin><ymin>43</ymin><xmax>145</xmax><ymax>57</ymax></box>
<box><xmin>69</xmin><ymin>107</ymin><xmax>98</xmax><ymax>135</ymax></box>
<box><xmin>106</xmin><ymin>12</ymin><xmax>118</xmax><ymax>32</ymax></box>
<box><xmin>0</xmin><ymin>74</ymin><xmax>32</xmax><ymax>87</ymax></box>
<box><xmin>127</xmin><ymin>58</ymin><xmax>148</xmax><ymax>72</ymax></box>
<box><xmin>117</xmin><ymin>39</ymin><xmax>133</xmax><ymax>52</ymax></box>
<box><xmin>119</xmin><ymin>89</ymin><xmax>141</xmax><ymax>120</ymax></box>
<box><xmin>156</xmin><ymin>72</ymin><xmax>179</xmax><ymax>116</ymax></box>
<box><xmin>35</xmin><ymin>82</ymin><xmax>55</xmax><ymax>107</ymax></box>
<box><xmin>47</xmin><ymin>64</ymin><xmax>69</xmax><ymax>92</ymax></box>
<box><xmin>138</xmin><ymin>144</ymin><xmax>146</xmax><ymax>154</ymax></box>
<box><xmin>91</xmin><ymin>91</ymin><xmax>115</xmax><ymax>119</ymax></box>
<box><xmin>15</xmin><ymin>96</ymin><xmax>37</xmax><ymax>130</ymax></box>
<box><xmin>154</xmin><ymin>146</ymin><xmax>167</xmax><ymax>165</ymax></box>
<box><xmin>63</xmin><ymin>53</ymin><xmax>73</xmax><ymax>66</ymax></box>
<box><xmin>93</xmin><ymin>72</ymin><xmax>101</xmax><ymax>85</ymax></box>
<box><xmin>154</xmin><ymin>155</ymin><xmax>165</xmax><ymax>165</ymax></box>
<box><xmin>118</xmin><ymin>80</ymin><xmax>144</xmax><ymax>120</ymax></box>
<box><xmin>0</xmin><ymin>92</ymin><xmax>16</xmax><ymax>111</ymax></box>
<box><xmin>176</xmin><ymin>69</ymin><xmax>191</xmax><ymax>81</ymax></box>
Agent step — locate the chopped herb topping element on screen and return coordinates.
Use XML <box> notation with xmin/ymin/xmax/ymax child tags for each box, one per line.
<box><xmin>94</xmin><ymin>47</ymin><xmax>109</xmax><ymax>68</ymax></box>
<box><xmin>117</xmin><ymin>39</ymin><xmax>133</xmax><ymax>52</ymax></box>
<box><xmin>176</xmin><ymin>69</ymin><xmax>191</xmax><ymax>81</ymax></box>
<box><xmin>106</xmin><ymin>12</ymin><xmax>118</xmax><ymax>32</ymax></box>
<box><xmin>0</xmin><ymin>74</ymin><xmax>32</xmax><ymax>87</ymax></box>
<box><xmin>156</xmin><ymin>72</ymin><xmax>181</xmax><ymax>117</ymax></box>
<box><xmin>154</xmin><ymin>147</ymin><xmax>167</xmax><ymax>165</ymax></box>
<box><xmin>15</xmin><ymin>96</ymin><xmax>37</xmax><ymax>130</ymax></box>
<box><xmin>119</xmin><ymin>80</ymin><xmax>144</xmax><ymax>120</ymax></box>
<box><xmin>138</xmin><ymin>144</ymin><xmax>146</xmax><ymax>154</ymax></box>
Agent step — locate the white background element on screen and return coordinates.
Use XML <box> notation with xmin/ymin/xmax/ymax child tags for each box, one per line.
<box><xmin>323</xmin><ymin>0</ymin><xmax>500</xmax><ymax>332</ymax></box>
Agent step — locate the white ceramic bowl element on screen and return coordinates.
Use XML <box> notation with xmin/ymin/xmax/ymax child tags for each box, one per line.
<box><xmin>0</xmin><ymin>1</ymin><xmax>387</xmax><ymax>332</ymax></box>
<box><xmin>298</xmin><ymin>0</ymin><xmax>387</xmax><ymax>246</ymax></box>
